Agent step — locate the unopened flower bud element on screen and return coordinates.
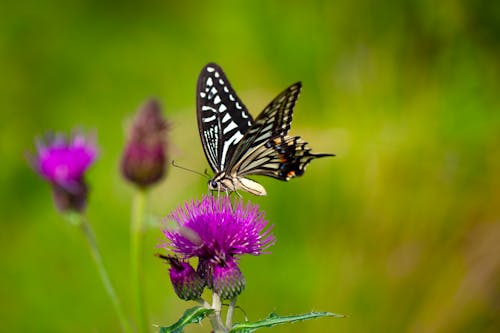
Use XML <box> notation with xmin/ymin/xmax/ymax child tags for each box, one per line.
<box><xmin>212</xmin><ymin>260</ymin><xmax>245</xmax><ymax>300</ymax></box>
<box><xmin>121</xmin><ymin>99</ymin><xmax>168</xmax><ymax>188</ymax></box>
<box><xmin>52</xmin><ymin>181</ymin><xmax>88</xmax><ymax>213</ymax></box>
<box><xmin>158</xmin><ymin>254</ymin><xmax>205</xmax><ymax>301</ymax></box>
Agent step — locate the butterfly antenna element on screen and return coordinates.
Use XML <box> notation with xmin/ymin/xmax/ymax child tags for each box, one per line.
<box><xmin>171</xmin><ymin>160</ymin><xmax>210</xmax><ymax>179</ymax></box>
<box><xmin>204</xmin><ymin>168</ymin><xmax>211</xmax><ymax>178</ymax></box>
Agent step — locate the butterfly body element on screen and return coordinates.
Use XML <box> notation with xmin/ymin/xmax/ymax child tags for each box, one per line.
<box><xmin>197</xmin><ymin>63</ymin><xmax>333</xmax><ymax>196</ymax></box>
<box><xmin>208</xmin><ymin>172</ymin><xmax>266</xmax><ymax>196</ymax></box>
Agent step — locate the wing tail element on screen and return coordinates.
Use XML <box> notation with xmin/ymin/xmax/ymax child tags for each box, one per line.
<box><xmin>237</xmin><ymin>136</ymin><xmax>333</xmax><ymax>181</ymax></box>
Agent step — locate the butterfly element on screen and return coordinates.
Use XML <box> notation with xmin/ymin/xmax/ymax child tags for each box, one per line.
<box><xmin>196</xmin><ymin>63</ymin><xmax>334</xmax><ymax>196</ymax></box>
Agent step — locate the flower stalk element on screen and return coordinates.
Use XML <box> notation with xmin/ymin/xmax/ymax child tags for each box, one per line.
<box><xmin>210</xmin><ymin>292</ymin><xmax>226</xmax><ymax>333</ymax></box>
<box><xmin>225</xmin><ymin>297</ymin><xmax>237</xmax><ymax>329</ymax></box>
<box><xmin>131</xmin><ymin>189</ymin><xmax>148</xmax><ymax>333</ymax></box>
<box><xmin>76</xmin><ymin>214</ymin><xmax>134</xmax><ymax>333</ymax></box>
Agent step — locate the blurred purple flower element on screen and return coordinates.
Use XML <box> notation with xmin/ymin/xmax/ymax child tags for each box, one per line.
<box><xmin>30</xmin><ymin>130</ymin><xmax>98</xmax><ymax>212</ymax></box>
<box><xmin>121</xmin><ymin>99</ymin><xmax>169</xmax><ymax>189</ymax></box>
<box><xmin>161</xmin><ymin>195</ymin><xmax>275</xmax><ymax>299</ymax></box>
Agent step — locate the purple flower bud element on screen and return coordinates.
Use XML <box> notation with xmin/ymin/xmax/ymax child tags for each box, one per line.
<box><xmin>157</xmin><ymin>254</ymin><xmax>205</xmax><ymax>301</ymax></box>
<box><xmin>30</xmin><ymin>130</ymin><xmax>98</xmax><ymax>213</ymax></box>
<box><xmin>51</xmin><ymin>182</ymin><xmax>88</xmax><ymax>213</ymax></box>
<box><xmin>121</xmin><ymin>99</ymin><xmax>168</xmax><ymax>188</ymax></box>
<box><xmin>212</xmin><ymin>260</ymin><xmax>245</xmax><ymax>300</ymax></box>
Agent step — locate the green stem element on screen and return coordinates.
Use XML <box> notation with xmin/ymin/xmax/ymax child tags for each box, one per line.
<box><xmin>210</xmin><ymin>292</ymin><xmax>227</xmax><ymax>333</ymax></box>
<box><xmin>80</xmin><ymin>216</ymin><xmax>134</xmax><ymax>333</ymax></box>
<box><xmin>225</xmin><ymin>297</ymin><xmax>237</xmax><ymax>329</ymax></box>
<box><xmin>131</xmin><ymin>189</ymin><xmax>148</xmax><ymax>333</ymax></box>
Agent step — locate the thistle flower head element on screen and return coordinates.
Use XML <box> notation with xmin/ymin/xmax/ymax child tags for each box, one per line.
<box><xmin>121</xmin><ymin>99</ymin><xmax>169</xmax><ymax>188</ymax></box>
<box><xmin>30</xmin><ymin>130</ymin><xmax>98</xmax><ymax>213</ymax></box>
<box><xmin>32</xmin><ymin>131</ymin><xmax>97</xmax><ymax>189</ymax></box>
<box><xmin>163</xmin><ymin>195</ymin><xmax>275</xmax><ymax>263</ymax></box>
<box><xmin>161</xmin><ymin>195</ymin><xmax>275</xmax><ymax>299</ymax></box>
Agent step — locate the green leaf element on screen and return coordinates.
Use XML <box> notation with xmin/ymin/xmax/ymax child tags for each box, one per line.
<box><xmin>159</xmin><ymin>306</ymin><xmax>214</xmax><ymax>333</ymax></box>
<box><xmin>229</xmin><ymin>311</ymin><xmax>344</xmax><ymax>333</ymax></box>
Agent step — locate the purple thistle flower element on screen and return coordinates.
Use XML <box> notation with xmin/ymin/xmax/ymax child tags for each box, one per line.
<box><xmin>164</xmin><ymin>195</ymin><xmax>275</xmax><ymax>261</ymax></box>
<box><xmin>30</xmin><ymin>130</ymin><xmax>98</xmax><ymax>212</ymax></box>
<box><xmin>161</xmin><ymin>195</ymin><xmax>275</xmax><ymax>299</ymax></box>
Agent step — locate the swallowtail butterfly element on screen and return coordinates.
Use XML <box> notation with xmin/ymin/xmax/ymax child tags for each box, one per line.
<box><xmin>197</xmin><ymin>63</ymin><xmax>333</xmax><ymax>196</ymax></box>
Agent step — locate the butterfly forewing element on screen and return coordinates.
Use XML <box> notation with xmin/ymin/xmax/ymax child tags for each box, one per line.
<box><xmin>227</xmin><ymin>82</ymin><xmax>301</xmax><ymax>169</ymax></box>
<box><xmin>229</xmin><ymin>82</ymin><xmax>333</xmax><ymax>182</ymax></box>
<box><xmin>196</xmin><ymin>63</ymin><xmax>254</xmax><ymax>172</ymax></box>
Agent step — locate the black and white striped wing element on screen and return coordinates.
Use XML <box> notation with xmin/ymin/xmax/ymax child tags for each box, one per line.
<box><xmin>196</xmin><ymin>63</ymin><xmax>254</xmax><ymax>173</ymax></box>
<box><xmin>230</xmin><ymin>82</ymin><xmax>333</xmax><ymax>180</ymax></box>
<box><xmin>227</xmin><ymin>82</ymin><xmax>301</xmax><ymax>168</ymax></box>
<box><xmin>237</xmin><ymin>136</ymin><xmax>333</xmax><ymax>180</ymax></box>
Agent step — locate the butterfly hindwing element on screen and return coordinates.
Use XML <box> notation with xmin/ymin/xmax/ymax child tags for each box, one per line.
<box><xmin>236</xmin><ymin>135</ymin><xmax>333</xmax><ymax>181</ymax></box>
<box><xmin>196</xmin><ymin>63</ymin><xmax>254</xmax><ymax>172</ymax></box>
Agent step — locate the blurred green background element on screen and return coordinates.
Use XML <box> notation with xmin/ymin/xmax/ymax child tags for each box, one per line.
<box><xmin>1</xmin><ymin>0</ymin><xmax>499</xmax><ymax>332</ymax></box>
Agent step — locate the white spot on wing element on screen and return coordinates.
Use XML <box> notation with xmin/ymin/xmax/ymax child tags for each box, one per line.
<box><xmin>214</xmin><ymin>96</ymin><xmax>221</xmax><ymax>104</ymax></box>
<box><xmin>223</xmin><ymin>121</ymin><xmax>238</xmax><ymax>134</ymax></box>
<box><xmin>235</xmin><ymin>102</ymin><xmax>242</xmax><ymax>109</ymax></box>
<box><xmin>207</xmin><ymin>67</ymin><xmax>215</xmax><ymax>72</ymax></box>
<box><xmin>262</xmin><ymin>124</ymin><xmax>273</xmax><ymax>132</ymax></box>
<box><xmin>202</xmin><ymin>115</ymin><xmax>216</xmax><ymax>122</ymax></box>
<box><xmin>208</xmin><ymin>87</ymin><xmax>217</xmax><ymax>98</ymax></box>
<box><xmin>219</xmin><ymin>104</ymin><xmax>227</xmax><ymax>112</ymax></box>
<box><xmin>222</xmin><ymin>113</ymin><xmax>231</xmax><ymax>123</ymax></box>
<box><xmin>200</xmin><ymin>92</ymin><xmax>206</xmax><ymax>98</ymax></box>
<box><xmin>214</xmin><ymin>71</ymin><xmax>220</xmax><ymax>78</ymax></box>
<box><xmin>202</xmin><ymin>106</ymin><xmax>216</xmax><ymax>112</ymax></box>
<box><xmin>206</xmin><ymin>77</ymin><xmax>213</xmax><ymax>86</ymax></box>
<box><xmin>220</xmin><ymin>131</ymin><xmax>244</xmax><ymax>168</ymax></box>
<box><xmin>229</xmin><ymin>94</ymin><xmax>235</xmax><ymax>101</ymax></box>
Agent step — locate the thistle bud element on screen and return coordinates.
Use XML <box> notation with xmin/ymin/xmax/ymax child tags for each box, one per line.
<box><xmin>121</xmin><ymin>99</ymin><xmax>168</xmax><ymax>188</ymax></box>
<box><xmin>212</xmin><ymin>260</ymin><xmax>245</xmax><ymax>300</ymax></box>
<box><xmin>51</xmin><ymin>182</ymin><xmax>88</xmax><ymax>213</ymax></box>
<box><xmin>158</xmin><ymin>255</ymin><xmax>205</xmax><ymax>301</ymax></box>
